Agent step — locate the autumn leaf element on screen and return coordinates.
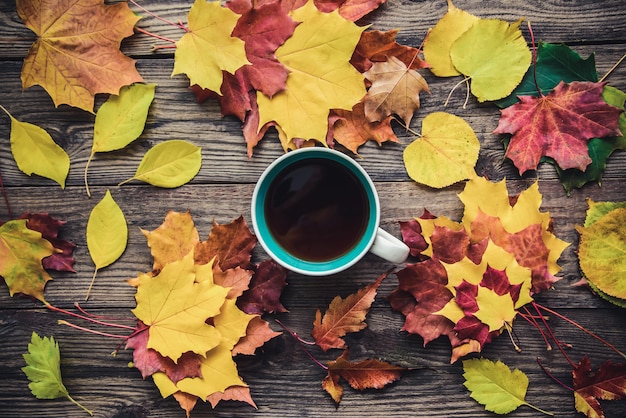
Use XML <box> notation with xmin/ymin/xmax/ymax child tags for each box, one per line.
<box><xmin>495</xmin><ymin>81</ymin><xmax>623</xmax><ymax>174</ymax></box>
<box><xmin>229</xmin><ymin>0</ymin><xmax>298</xmax><ymax>98</ymax></box>
<box><xmin>330</xmin><ymin>102</ymin><xmax>398</xmax><ymax>154</ymax></box>
<box><xmin>323</xmin><ymin>350</ymin><xmax>405</xmax><ymax>405</ymax></box>
<box><xmin>141</xmin><ymin>211</ymin><xmax>200</xmax><ymax>271</ymax></box>
<box><xmin>19</xmin><ymin>212</ymin><xmax>76</xmax><ymax>273</ymax></box>
<box><xmin>422</xmin><ymin>0</ymin><xmax>479</xmax><ymax>77</ymax></box>
<box><xmin>173</xmin><ymin>0</ymin><xmax>250</xmax><ymax>94</ymax></box>
<box><xmin>577</xmin><ymin>205</ymin><xmax>626</xmax><ymax>300</ymax></box>
<box><xmin>17</xmin><ymin>0</ymin><xmax>142</xmax><ymax>112</ymax></box>
<box><xmin>194</xmin><ymin>216</ymin><xmax>257</xmax><ymax>271</ymax></box>
<box><xmin>232</xmin><ymin>316</ymin><xmax>282</xmax><ymax>356</ymax></box>
<box><xmin>351</xmin><ymin>29</ymin><xmax>427</xmax><ymax>73</ymax></box>
<box><xmin>119</xmin><ymin>140</ymin><xmax>202</xmax><ymax>188</ymax></box>
<box><xmin>315</xmin><ymin>0</ymin><xmax>387</xmax><ymax>21</ymax></box>
<box><xmin>403</xmin><ymin>112</ymin><xmax>479</xmax><ymax>188</ymax></box>
<box><xmin>463</xmin><ymin>358</ymin><xmax>550</xmax><ymax>415</ymax></box>
<box><xmin>312</xmin><ymin>272</ymin><xmax>387</xmax><ymax>351</ymax></box>
<box><xmin>450</xmin><ymin>18</ymin><xmax>531</xmax><ymax>102</ymax></box>
<box><xmin>363</xmin><ymin>56</ymin><xmax>430</xmax><ymax>127</ymax></box>
<box><xmin>0</xmin><ymin>219</ymin><xmax>56</xmax><ymax>302</ymax></box>
<box><xmin>236</xmin><ymin>259</ymin><xmax>288</xmax><ymax>315</ymax></box>
<box><xmin>573</xmin><ymin>356</ymin><xmax>626</xmax><ymax>418</ymax></box>
<box><xmin>256</xmin><ymin>0</ymin><xmax>366</xmax><ymax>144</ymax></box>
<box><xmin>0</xmin><ymin>105</ymin><xmax>69</xmax><ymax>189</ymax></box>
<box><xmin>85</xmin><ymin>190</ymin><xmax>128</xmax><ymax>300</ymax></box>
<box><xmin>22</xmin><ymin>332</ymin><xmax>93</xmax><ymax>415</ymax></box>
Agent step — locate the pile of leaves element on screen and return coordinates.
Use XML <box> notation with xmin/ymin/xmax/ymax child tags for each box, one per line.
<box><xmin>389</xmin><ymin>175</ymin><xmax>569</xmax><ymax>361</ymax></box>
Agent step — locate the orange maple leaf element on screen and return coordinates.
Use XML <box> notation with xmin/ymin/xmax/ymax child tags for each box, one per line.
<box><xmin>17</xmin><ymin>0</ymin><xmax>143</xmax><ymax>112</ymax></box>
<box><xmin>312</xmin><ymin>272</ymin><xmax>387</xmax><ymax>351</ymax></box>
<box><xmin>363</xmin><ymin>56</ymin><xmax>430</xmax><ymax>127</ymax></box>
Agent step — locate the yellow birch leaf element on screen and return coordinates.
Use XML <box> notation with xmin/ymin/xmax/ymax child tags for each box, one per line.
<box><xmin>172</xmin><ymin>0</ymin><xmax>250</xmax><ymax>93</ymax></box>
<box><xmin>120</xmin><ymin>140</ymin><xmax>202</xmax><ymax>188</ymax></box>
<box><xmin>85</xmin><ymin>189</ymin><xmax>127</xmax><ymax>299</ymax></box>
<box><xmin>450</xmin><ymin>18</ymin><xmax>531</xmax><ymax>102</ymax></box>
<box><xmin>1</xmin><ymin>105</ymin><xmax>69</xmax><ymax>189</ymax></box>
<box><xmin>403</xmin><ymin>112</ymin><xmax>479</xmax><ymax>188</ymax></box>
<box><xmin>132</xmin><ymin>251</ymin><xmax>229</xmax><ymax>362</ymax></box>
<box><xmin>256</xmin><ymin>0</ymin><xmax>367</xmax><ymax>143</ymax></box>
<box><xmin>92</xmin><ymin>83</ymin><xmax>156</xmax><ymax>153</ymax></box>
<box><xmin>423</xmin><ymin>0</ymin><xmax>479</xmax><ymax>77</ymax></box>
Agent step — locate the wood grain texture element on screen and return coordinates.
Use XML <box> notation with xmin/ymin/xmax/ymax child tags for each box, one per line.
<box><xmin>1</xmin><ymin>1</ymin><xmax>626</xmax><ymax>417</ymax></box>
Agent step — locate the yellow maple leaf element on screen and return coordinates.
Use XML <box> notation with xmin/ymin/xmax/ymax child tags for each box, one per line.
<box><xmin>256</xmin><ymin>0</ymin><xmax>367</xmax><ymax>144</ymax></box>
<box><xmin>153</xmin><ymin>343</ymin><xmax>246</xmax><ymax>401</ymax></box>
<box><xmin>474</xmin><ymin>287</ymin><xmax>516</xmax><ymax>332</ymax></box>
<box><xmin>132</xmin><ymin>251</ymin><xmax>229</xmax><ymax>362</ymax></box>
<box><xmin>173</xmin><ymin>0</ymin><xmax>250</xmax><ymax>93</ymax></box>
<box><xmin>17</xmin><ymin>0</ymin><xmax>142</xmax><ymax>112</ymax></box>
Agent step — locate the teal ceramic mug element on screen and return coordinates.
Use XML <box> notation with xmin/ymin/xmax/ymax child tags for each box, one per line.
<box><xmin>251</xmin><ymin>148</ymin><xmax>409</xmax><ymax>276</ymax></box>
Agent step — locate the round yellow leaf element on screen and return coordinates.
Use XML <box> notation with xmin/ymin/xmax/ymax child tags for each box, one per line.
<box><xmin>403</xmin><ymin>112</ymin><xmax>479</xmax><ymax>188</ymax></box>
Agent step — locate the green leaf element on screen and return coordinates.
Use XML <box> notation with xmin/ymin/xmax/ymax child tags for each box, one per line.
<box><xmin>403</xmin><ymin>112</ymin><xmax>479</xmax><ymax>188</ymax></box>
<box><xmin>121</xmin><ymin>140</ymin><xmax>202</xmax><ymax>188</ymax></box>
<box><xmin>463</xmin><ymin>358</ymin><xmax>551</xmax><ymax>415</ymax></box>
<box><xmin>450</xmin><ymin>18</ymin><xmax>531</xmax><ymax>102</ymax></box>
<box><xmin>0</xmin><ymin>105</ymin><xmax>69</xmax><ymax>188</ymax></box>
<box><xmin>497</xmin><ymin>42</ymin><xmax>597</xmax><ymax>108</ymax></box>
<box><xmin>22</xmin><ymin>332</ymin><xmax>93</xmax><ymax>415</ymax></box>
<box><xmin>85</xmin><ymin>189</ymin><xmax>128</xmax><ymax>300</ymax></box>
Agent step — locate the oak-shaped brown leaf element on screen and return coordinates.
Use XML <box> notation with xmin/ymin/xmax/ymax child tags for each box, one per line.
<box><xmin>19</xmin><ymin>212</ymin><xmax>75</xmax><ymax>272</ymax></box>
<box><xmin>323</xmin><ymin>350</ymin><xmax>405</xmax><ymax>405</ymax></box>
<box><xmin>17</xmin><ymin>0</ymin><xmax>143</xmax><ymax>112</ymax></box>
<box><xmin>494</xmin><ymin>81</ymin><xmax>623</xmax><ymax>174</ymax></box>
<box><xmin>363</xmin><ymin>56</ymin><xmax>430</xmax><ymax>127</ymax></box>
<box><xmin>237</xmin><ymin>259</ymin><xmax>288</xmax><ymax>315</ymax></box>
<box><xmin>573</xmin><ymin>356</ymin><xmax>626</xmax><ymax>418</ymax></box>
<box><xmin>331</xmin><ymin>102</ymin><xmax>398</xmax><ymax>154</ymax></box>
<box><xmin>194</xmin><ymin>216</ymin><xmax>257</xmax><ymax>271</ymax></box>
<box><xmin>351</xmin><ymin>29</ymin><xmax>428</xmax><ymax>73</ymax></box>
<box><xmin>312</xmin><ymin>272</ymin><xmax>387</xmax><ymax>351</ymax></box>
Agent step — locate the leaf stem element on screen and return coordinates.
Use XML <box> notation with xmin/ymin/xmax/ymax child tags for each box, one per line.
<box><xmin>527</xmin><ymin>21</ymin><xmax>542</xmax><ymax>97</ymax></box>
<box><xmin>532</xmin><ymin>302</ymin><xmax>576</xmax><ymax>367</ymax></box>
<box><xmin>65</xmin><ymin>393</ymin><xmax>94</xmax><ymax>416</ymax></box>
<box><xmin>84</xmin><ymin>152</ymin><xmax>94</xmax><ymax>198</ymax></box>
<box><xmin>536</xmin><ymin>357</ymin><xmax>574</xmax><ymax>391</ymax></box>
<box><xmin>520</xmin><ymin>307</ymin><xmax>552</xmax><ymax>350</ymax></box>
<box><xmin>0</xmin><ymin>105</ymin><xmax>14</xmax><ymax>220</ymax></box>
<box><xmin>134</xmin><ymin>27</ymin><xmax>179</xmax><ymax>45</ymax></box>
<box><xmin>46</xmin><ymin>303</ymin><xmax>135</xmax><ymax>331</ymax></box>
<box><xmin>85</xmin><ymin>268</ymin><xmax>98</xmax><ymax>301</ymax></box>
<box><xmin>128</xmin><ymin>0</ymin><xmax>188</xmax><ymax>32</ymax></box>
<box><xmin>275</xmin><ymin>319</ymin><xmax>328</xmax><ymax>370</ymax></box>
<box><xmin>534</xmin><ymin>302</ymin><xmax>626</xmax><ymax>360</ymax></box>
<box><xmin>599</xmin><ymin>53</ymin><xmax>626</xmax><ymax>83</ymax></box>
<box><xmin>444</xmin><ymin>76</ymin><xmax>471</xmax><ymax>107</ymax></box>
<box><xmin>58</xmin><ymin>320</ymin><xmax>129</xmax><ymax>339</ymax></box>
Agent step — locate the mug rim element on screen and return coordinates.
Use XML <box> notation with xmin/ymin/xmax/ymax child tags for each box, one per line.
<box><xmin>251</xmin><ymin>147</ymin><xmax>380</xmax><ymax>276</ymax></box>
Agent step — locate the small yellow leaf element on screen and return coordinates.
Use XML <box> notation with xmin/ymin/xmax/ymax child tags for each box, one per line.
<box><xmin>92</xmin><ymin>83</ymin><xmax>156</xmax><ymax>153</ymax></box>
<box><xmin>1</xmin><ymin>105</ymin><xmax>69</xmax><ymax>188</ymax></box>
<box><xmin>172</xmin><ymin>0</ymin><xmax>249</xmax><ymax>93</ymax></box>
<box><xmin>213</xmin><ymin>299</ymin><xmax>255</xmax><ymax>351</ymax></box>
<box><xmin>85</xmin><ymin>190</ymin><xmax>128</xmax><ymax>299</ymax></box>
<box><xmin>474</xmin><ymin>287</ymin><xmax>516</xmax><ymax>332</ymax></box>
<box><xmin>122</xmin><ymin>140</ymin><xmax>202</xmax><ymax>188</ymax></box>
<box><xmin>450</xmin><ymin>18</ymin><xmax>531</xmax><ymax>101</ymax></box>
<box><xmin>403</xmin><ymin>112</ymin><xmax>479</xmax><ymax>188</ymax></box>
<box><xmin>423</xmin><ymin>0</ymin><xmax>479</xmax><ymax>77</ymax></box>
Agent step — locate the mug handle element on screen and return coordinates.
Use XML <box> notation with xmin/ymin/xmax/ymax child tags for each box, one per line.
<box><xmin>369</xmin><ymin>228</ymin><xmax>410</xmax><ymax>264</ymax></box>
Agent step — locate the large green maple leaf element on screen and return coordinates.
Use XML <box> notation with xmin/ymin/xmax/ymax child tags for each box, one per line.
<box><xmin>256</xmin><ymin>0</ymin><xmax>366</xmax><ymax>144</ymax></box>
<box><xmin>494</xmin><ymin>81</ymin><xmax>623</xmax><ymax>174</ymax></box>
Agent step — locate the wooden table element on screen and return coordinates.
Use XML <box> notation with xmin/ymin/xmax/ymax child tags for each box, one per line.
<box><xmin>1</xmin><ymin>1</ymin><xmax>625</xmax><ymax>417</ymax></box>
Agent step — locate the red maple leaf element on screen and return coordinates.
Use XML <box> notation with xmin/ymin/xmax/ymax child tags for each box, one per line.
<box><xmin>237</xmin><ymin>259</ymin><xmax>288</xmax><ymax>315</ymax></box>
<box><xmin>494</xmin><ymin>81</ymin><xmax>623</xmax><ymax>174</ymax></box>
<box><xmin>18</xmin><ymin>212</ymin><xmax>76</xmax><ymax>272</ymax></box>
<box><xmin>573</xmin><ymin>356</ymin><xmax>626</xmax><ymax>418</ymax></box>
